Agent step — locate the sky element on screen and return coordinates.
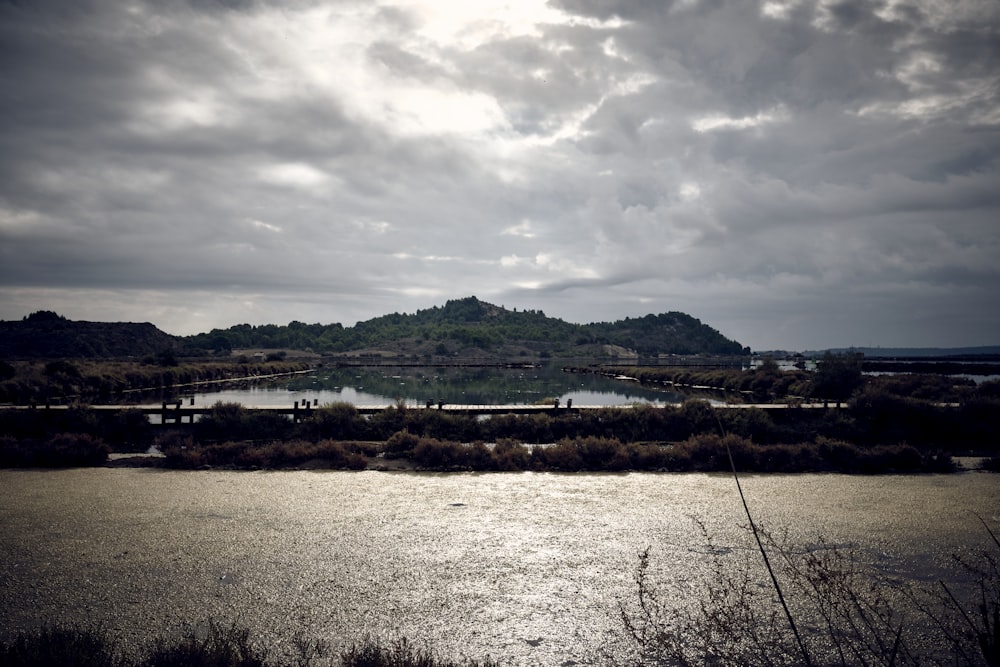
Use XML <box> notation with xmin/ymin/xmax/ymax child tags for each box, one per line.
<box><xmin>1</xmin><ymin>0</ymin><xmax>998</xmax><ymax>351</ymax></box>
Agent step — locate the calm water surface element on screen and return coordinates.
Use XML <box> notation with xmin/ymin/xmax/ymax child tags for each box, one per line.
<box><xmin>181</xmin><ymin>365</ymin><xmax>690</xmax><ymax>408</ymax></box>
<box><xmin>2</xmin><ymin>470</ymin><xmax>998</xmax><ymax>665</ymax></box>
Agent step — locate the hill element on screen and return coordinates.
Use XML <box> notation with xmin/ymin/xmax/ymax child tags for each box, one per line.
<box><xmin>0</xmin><ymin>299</ymin><xmax>748</xmax><ymax>359</ymax></box>
<box><xmin>185</xmin><ymin>296</ymin><xmax>749</xmax><ymax>358</ymax></box>
<box><xmin>0</xmin><ymin>311</ymin><xmax>179</xmax><ymax>359</ymax></box>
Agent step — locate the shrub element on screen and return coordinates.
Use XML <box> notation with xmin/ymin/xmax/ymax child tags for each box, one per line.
<box><xmin>411</xmin><ymin>438</ymin><xmax>465</xmax><ymax>468</ymax></box>
<box><xmin>464</xmin><ymin>441</ymin><xmax>494</xmax><ymax>470</ymax></box>
<box><xmin>244</xmin><ymin>413</ymin><xmax>295</xmax><ymax>441</ymax></box>
<box><xmin>680</xmin><ymin>399</ymin><xmax>717</xmax><ymax>435</ymax></box>
<box><xmin>404</xmin><ymin>410</ymin><xmax>480</xmax><ymax>442</ymax></box>
<box><xmin>628</xmin><ymin>442</ymin><xmax>670</xmax><ymax>470</ymax></box>
<box><xmin>492</xmin><ymin>439</ymin><xmax>530</xmax><ymax>471</ymax></box>
<box><xmin>302</xmin><ymin>402</ymin><xmax>363</xmax><ymax>441</ymax></box>
<box><xmin>673</xmin><ymin>433</ymin><xmax>729</xmax><ymax>471</ymax></box>
<box><xmin>312</xmin><ymin>439</ymin><xmax>368</xmax><ymax>469</ymax></box>
<box><xmin>810</xmin><ymin>351</ymin><xmax>864</xmax><ymax>401</ymax></box>
<box><xmin>481</xmin><ymin>413</ymin><xmax>554</xmax><ymax>443</ymax></box>
<box><xmin>533</xmin><ymin>439</ymin><xmax>584</xmax><ymax>471</ymax></box>
<box><xmin>195</xmin><ymin>402</ymin><xmax>250</xmax><ymax>442</ymax></box>
<box><xmin>720</xmin><ymin>407</ymin><xmax>778</xmax><ymax>443</ymax></box>
<box><xmin>367</xmin><ymin>404</ymin><xmax>409</xmax><ymax>439</ymax></box>
<box><xmin>384</xmin><ymin>430</ymin><xmax>420</xmax><ymax>457</ymax></box>
<box><xmin>99</xmin><ymin>408</ymin><xmax>153</xmax><ymax>450</ymax></box>
<box><xmin>0</xmin><ymin>433</ymin><xmax>110</xmax><ymax>467</ymax></box>
<box><xmin>575</xmin><ymin>436</ymin><xmax>630</xmax><ymax>471</ymax></box>
<box><xmin>44</xmin><ymin>360</ymin><xmax>80</xmax><ymax>378</ymax></box>
<box><xmin>157</xmin><ymin>432</ymin><xmax>201</xmax><ymax>468</ymax></box>
<box><xmin>43</xmin><ymin>433</ymin><xmax>110</xmax><ymax>467</ymax></box>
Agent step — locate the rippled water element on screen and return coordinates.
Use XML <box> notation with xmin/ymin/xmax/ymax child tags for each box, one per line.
<box><xmin>1</xmin><ymin>470</ymin><xmax>998</xmax><ymax>665</ymax></box>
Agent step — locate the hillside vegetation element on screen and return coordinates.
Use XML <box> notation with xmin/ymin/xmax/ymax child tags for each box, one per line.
<box><xmin>185</xmin><ymin>296</ymin><xmax>749</xmax><ymax>358</ymax></box>
<box><xmin>0</xmin><ymin>311</ymin><xmax>179</xmax><ymax>359</ymax></box>
<box><xmin>1</xmin><ymin>297</ymin><xmax>749</xmax><ymax>359</ymax></box>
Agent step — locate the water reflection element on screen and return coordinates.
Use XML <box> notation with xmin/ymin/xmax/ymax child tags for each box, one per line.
<box><xmin>189</xmin><ymin>365</ymin><xmax>689</xmax><ymax>407</ymax></box>
<box><xmin>2</xmin><ymin>470</ymin><xmax>997</xmax><ymax>665</ymax></box>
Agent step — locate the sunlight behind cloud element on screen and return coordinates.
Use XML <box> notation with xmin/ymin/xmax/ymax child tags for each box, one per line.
<box><xmin>501</xmin><ymin>220</ymin><xmax>537</xmax><ymax>238</ymax></box>
<box><xmin>2</xmin><ymin>0</ymin><xmax>999</xmax><ymax>350</ymax></box>
<box><xmin>247</xmin><ymin>219</ymin><xmax>283</xmax><ymax>233</ymax></box>
<box><xmin>256</xmin><ymin>163</ymin><xmax>331</xmax><ymax>190</ymax></box>
<box><xmin>761</xmin><ymin>0</ymin><xmax>800</xmax><ymax>20</ymax></box>
<box><xmin>381</xmin><ymin>86</ymin><xmax>508</xmax><ymax>135</ymax></box>
<box><xmin>679</xmin><ymin>182</ymin><xmax>702</xmax><ymax>201</ymax></box>
<box><xmin>394</xmin><ymin>0</ymin><xmax>625</xmax><ymax>48</ymax></box>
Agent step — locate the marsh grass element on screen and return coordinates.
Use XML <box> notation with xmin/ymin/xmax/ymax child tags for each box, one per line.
<box><xmin>0</xmin><ymin>624</ymin><xmax>120</xmax><ymax>667</ymax></box>
<box><xmin>619</xmin><ymin>520</ymin><xmax>1000</xmax><ymax>666</ymax></box>
<box><xmin>0</xmin><ymin>624</ymin><xmax>497</xmax><ymax>667</ymax></box>
<box><xmin>340</xmin><ymin>638</ymin><xmax>499</xmax><ymax>667</ymax></box>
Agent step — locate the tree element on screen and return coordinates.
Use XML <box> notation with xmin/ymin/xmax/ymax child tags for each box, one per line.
<box><xmin>812</xmin><ymin>352</ymin><xmax>863</xmax><ymax>401</ymax></box>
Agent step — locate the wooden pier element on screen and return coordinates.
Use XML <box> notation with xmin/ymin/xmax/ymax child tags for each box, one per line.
<box><xmin>0</xmin><ymin>399</ymin><xmax>848</xmax><ymax>425</ymax></box>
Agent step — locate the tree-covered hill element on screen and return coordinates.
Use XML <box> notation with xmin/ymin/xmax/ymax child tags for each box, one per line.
<box><xmin>184</xmin><ymin>296</ymin><xmax>749</xmax><ymax>358</ymax></box>
<box><xmin>0</xmin><ymin>298</ymin><xmax>748</xmax><ymax>359</ymax></box>
<box><xmin>585</xmin><ymin>312</ymin><xmax>748</xmax><ymax>356</ymax></box>
<box><xmin>0</xmin><ymin>311</ymin><xmax>180</xmax><ymax>359</ymax></box>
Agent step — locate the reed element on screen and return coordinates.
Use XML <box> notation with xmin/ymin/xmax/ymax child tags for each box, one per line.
<box><xmin>0</xmin><ymin>624</ymin><xmax>498</xmax><ymax>667</ymax></box>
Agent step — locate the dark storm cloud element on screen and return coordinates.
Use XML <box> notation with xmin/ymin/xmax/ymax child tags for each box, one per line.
<box><xmin>1</xmin><ymin>0</ymin><xmax>998</xmax><ymax>348</ymax></box>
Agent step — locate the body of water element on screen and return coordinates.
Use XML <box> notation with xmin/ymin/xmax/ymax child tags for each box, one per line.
<box><xmin>182</xmin><ymin>365</ymin><xmax>691</xmax><ymax>408</ymax></box>
<box><xmin>2</xmin><ymin>469</ymin><xmax>998</xmax><ymax>664</ymax></box>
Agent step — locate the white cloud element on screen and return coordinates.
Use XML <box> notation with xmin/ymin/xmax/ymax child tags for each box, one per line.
<box><xmin>691</xmin><ymin>107</ymin><xmax>786</xmax><ymax>132</ymax></box>
<box><xmin>247</xmin><ymin>219</ymin><xmax>283</xmax><ymax>233</ymax></box>
<box><xmin>256</xmin><ymin>163</ymin><xmax>331</xmax><ymax>190</ymax></box>
<box><xmin>679</xmin><ymin>182</ymin><xmax>701</xmax><ymax>201</ymax></box>
<box><xmin>1</xmin><ymin>0</ymin><xmax>998</xmax><ymax>349</ymax></box>
<box><xmin>501</xmin><ymin>220</ymin><xmax>537</xmax><ymax>238</ymax></box>
<box><xmin>760</xmin><ymin>1</ymin><xmax>800</xmax><ymax>20</ymax></box>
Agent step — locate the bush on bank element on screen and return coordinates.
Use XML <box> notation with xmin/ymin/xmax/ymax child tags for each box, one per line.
<box><xmin>0</xmin><ymin>432</ymin><xmax>109</xmax><ymax>467</ymax></box>
<box><xmin>0</xmin><ymin>395</ymin><xmax>992</xmax><ymax>472</ymax></box>
<box><xmin>156</xmin><ymin>433</ymin><xmax>370</xmax><ymax>470</ymax></box>
<box><xmin>146</xmin><ymin>430</ymin><xmax>954</xmax><ymax>474</ymax></box>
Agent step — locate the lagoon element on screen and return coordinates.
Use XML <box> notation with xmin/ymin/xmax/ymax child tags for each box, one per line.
<box><xmin>2</xmin><ymin>469</ymin><xmax>998</xmax><ymax>664</ymax></box>
<box><xmin>181</xmin><ymin>364</ymin><xmax>690</xmax><ymax>408</ymax></box>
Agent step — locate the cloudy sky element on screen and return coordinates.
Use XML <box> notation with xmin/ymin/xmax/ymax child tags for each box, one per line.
<box><xmin>1</xmin><ymin>0</ymin><xmax>998</xmax><ymax>351</ymax></box>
